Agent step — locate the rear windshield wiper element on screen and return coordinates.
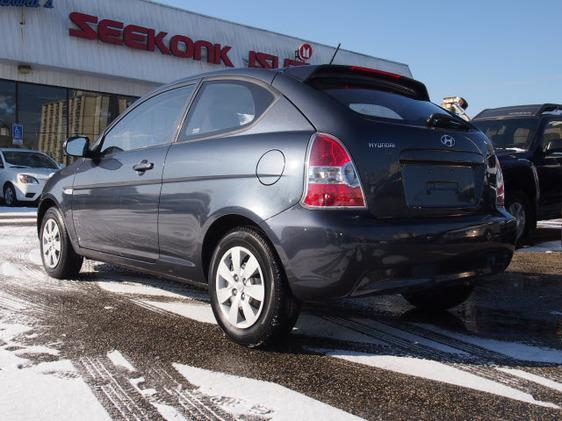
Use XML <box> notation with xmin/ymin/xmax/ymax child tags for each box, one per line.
<box><xmin>426</xmin><ymin>113</ymin><xmax>470</xmax><ymax>131</ymax></box>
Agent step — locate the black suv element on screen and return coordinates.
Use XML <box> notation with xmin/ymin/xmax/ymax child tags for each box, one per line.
<box><xmin>473</xmin><ymin>104</ymin><xmax>562</xmax><ymax>240</ymax></box>
<box><xmin>38</xmin><ymin>65</ymin><xmax>516</xmax><ymax>347</ymax></box>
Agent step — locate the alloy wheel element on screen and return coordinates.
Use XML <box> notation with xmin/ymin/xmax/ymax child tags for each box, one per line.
<box><xmin>509</xmin><ymin>201</ymin><xmax>526</xmax><ymax>241</ymax></box>
<box><xmin>215</xmin><ymin>246</ymin><xmax>265</xmax><ymax>329</ymax></box>
<box><xmin>42</xmin><ymin>219</ymin><xmax>62</xmax><ymax>269</ymax></box>
<box><xmin>4</xmin><ymin>187</ymin><xmax>15</xmax><ymax>206</ymax></box>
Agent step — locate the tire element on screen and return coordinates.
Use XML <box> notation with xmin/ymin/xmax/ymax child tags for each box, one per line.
<box><xmin>506</xmin><ymin>191</ymin><xmax>533</xmax><ymax>244</ymax></box>
<box><xmin>3</xmin><ymin>184</ymin><xmax>18</xmax><ymax>207</ymax></box>
<box><xmin>40</xmin><ymin>207</ymin><xmax>83</xmax><ymax>279</ymax></box>
<box><xmin>402</xmin><ymin>282</ymin><xmax>474</xmax><ymax>311</ymax></box>
<box><xmin>209</xmin><ymin>226</ymin><xmax>301</xmax><ymax>348</ymax></box>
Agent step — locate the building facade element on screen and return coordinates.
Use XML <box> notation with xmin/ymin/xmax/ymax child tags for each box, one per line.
<box><xmin>0</xmin><ymin>0</ymin><xmax>412</xmax><ymax>162</ymax></box>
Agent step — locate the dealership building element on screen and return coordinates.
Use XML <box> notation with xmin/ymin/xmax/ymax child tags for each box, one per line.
<box><xmin>0</xmin><ymin>0</ymin><xmax>412</xmax><ymax>163</ymax></box>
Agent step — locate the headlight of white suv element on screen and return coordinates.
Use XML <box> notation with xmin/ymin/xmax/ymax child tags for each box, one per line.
<box><xmin>17</xmin><ymin>174</ymin><xmax>39</xmax><ymax>184</ymax></box>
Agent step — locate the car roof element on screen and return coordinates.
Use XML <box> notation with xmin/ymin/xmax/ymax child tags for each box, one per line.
<box><xmin>162</xmin><ymin>65</ymin><xmax>430</xmax><ymax>101</ymax></box>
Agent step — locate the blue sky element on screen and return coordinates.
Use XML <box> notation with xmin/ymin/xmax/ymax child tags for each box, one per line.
<box><xmin>155</xmin><ymin>0</ymin><xmax>562</xmax><ymax>115</ymax></box>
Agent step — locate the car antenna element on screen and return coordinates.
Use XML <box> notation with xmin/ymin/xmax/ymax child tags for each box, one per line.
<box><xmin>329</xmin><ymin>43</ymin><xmax>341</xmax><ymax>65</ymax></box>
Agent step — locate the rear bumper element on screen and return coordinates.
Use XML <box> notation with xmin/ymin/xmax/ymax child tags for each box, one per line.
<box><xmin>261</xmin><ymin>206</ymin><xmax>517</xmax><ymax>301</ymax></box>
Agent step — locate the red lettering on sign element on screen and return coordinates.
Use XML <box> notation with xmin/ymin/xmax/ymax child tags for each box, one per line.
<box><xmin>123</xmin><ymin>25</ymin><xmax>148</xmax><ymax>50</ymax></box>
<box><xmin>193</xmin><ymin>40</ymin><xmax>214</xmax><ymax>62</ymax></box>
<box><xmin>249</xmin><ymin>51</ymin><xmax>278</xmax><ymax>69</ymax></box>
<box><xmin>214</xmin><ymin>44</ymin><xmax>234</xmax><ymax>67</ymax></box>
<box><xmin>284</xmin><ymin>58</ymin><xmax>306</xmax><ymax>67</ymax></box>
<box><xmin>98</xmin><ymin>19</ymin><xmax>124</xmax><ymax>46</ymax></box>
<box><xmin>147</xmin><ymin>30</ymin><xmax>170</xmax><ymax>55</ymax></box>
<box><xmin>68</xmin><ymin>12</ymin><xmax>98</xmax><ymax>40</ymax></box>
<box><xmin>170</xmin><ymin>35</ymin><xmax>193</xmax><ymax>58</ymax></box>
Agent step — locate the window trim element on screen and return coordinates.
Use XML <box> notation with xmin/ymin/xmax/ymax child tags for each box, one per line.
<box><xmin>96</xmin><ymin>83</ymin><xmax>198</xmax><ymax>156</ymax></box>
<box><xmin>175</xmin><ymin>76</ymin><xmax>279</xmax><ymax>144</ymax></box>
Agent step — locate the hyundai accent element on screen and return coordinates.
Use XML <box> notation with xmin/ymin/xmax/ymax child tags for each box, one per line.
<box><xmin>38</xmin><ymin>65</ymin><xmax>516</xmax><ymax>347</ymax></box>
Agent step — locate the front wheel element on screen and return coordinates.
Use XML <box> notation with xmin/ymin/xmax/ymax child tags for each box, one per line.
<box><xmin>507</xmin><ymin>191</ymin><xmax>533</xmax><ymax>244</ymax></box>
<box><xmin>40</xmin><ymin>207</ymin><xmax>83</xmax><ymax>279</ymax></box>
<box><xmin>209</xmin><ymin>227</ymin><xmax>300</xmax><ymax>348</ymax></box>
<box><xmin>3</xmin><ymin>184</ymin><xmax>18</xmax><ymax>207</ymax></box>
<box><xmin>402</xmin><ymin>283</ymin><xmax>474</xmax><ymax>311</ymax></box>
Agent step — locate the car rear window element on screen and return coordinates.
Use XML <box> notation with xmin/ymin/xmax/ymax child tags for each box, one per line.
<box><xmin>472</xmin><ymin>118</ymin><xmax>539</xmax><ymax>150</ymax></box>
<box><xmin>316</xmin><ymin>86</ymin><xmax>451</xmax><ymax>127</ymax></box>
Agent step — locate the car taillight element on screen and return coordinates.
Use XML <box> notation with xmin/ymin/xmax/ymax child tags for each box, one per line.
<box><xmin>303</xmin><ymin>133</ymin><xmax>366</xmax><ymax>208</ymax></box>
<box><xmin>495</xmin><ymin>156</ymin><xmax>505</xmax><ymax>208</ymax></box>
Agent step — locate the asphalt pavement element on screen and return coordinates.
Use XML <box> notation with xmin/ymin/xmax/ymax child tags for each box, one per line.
<box><xmin>0</xmin><ymin>217</ymin><xmax>561</xmax><ymax>420</ymax></box>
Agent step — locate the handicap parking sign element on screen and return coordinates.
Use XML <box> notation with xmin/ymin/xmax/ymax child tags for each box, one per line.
<box><xmin>12</xmin><ymin>123</ymin><xmax>23</xmax><ymax>146</ymax></box>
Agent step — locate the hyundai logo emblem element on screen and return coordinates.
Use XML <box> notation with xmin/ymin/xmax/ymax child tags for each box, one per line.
<box><xmin>441</xmin><ymin>135</ymin><xmax>456</xmax><ymax>148</ymax></box>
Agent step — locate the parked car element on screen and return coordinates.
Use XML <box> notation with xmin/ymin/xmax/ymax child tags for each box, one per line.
<box><xmin>37</xmin><ymin>65</ymin><xmax>516</xmax><ymax>347</ymax></box>
<box><xmin>0</xmin><ymin>148</ymin><xmax>60</xmax><ymax>206</ymax></box>
<box><xmin>472</xmin><ymin>104</ymin><xmax>562</xmax><ymax>241</ymax></box>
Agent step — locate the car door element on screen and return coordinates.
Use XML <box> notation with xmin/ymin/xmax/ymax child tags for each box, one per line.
<box><xmin>72</xmin><ymin>85</ymin><xmax>195</xmax><ymax>261</ymax></box>
<box><xmin>535</xmin><ymin>119</ymin><xmax>562</xmax><ymax>218</ymax></box>
<box><xmin>157</xmin><ymin>78</ymin><xmax>313</xmax><ymax>279</ymax></box>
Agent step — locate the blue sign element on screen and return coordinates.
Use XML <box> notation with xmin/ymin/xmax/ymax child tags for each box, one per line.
<box><xmin>0</xmin><ymin>0</ymin><xmax>53</xmax><ymax>8</ymax></box>
<box><xmin>12</xmin><ymin>123</ymin><xmax>23</xmax><ymax>141</ymax></box>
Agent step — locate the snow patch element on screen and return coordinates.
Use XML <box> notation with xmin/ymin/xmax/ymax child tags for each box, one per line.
<box><xmin>97</xmin><ymin>280</ymin><xmax>200</xmax><ymax>300</ymax></box>
<box><xmin>141</xmin><ymin>300</ymin><xmax>217</xmax><ymax>324</ymax></box>
<box><xmin>311</xmin><ymin>348</ymin><xmax>558</xmax><ymax>409</ymax></box>
<box><xmin>174</xmin><ymin>363</ymin><xmax>362</xmax><ymax>420</ymax></box>
<box><xmin>418</xmin><ymin>324</ymin><xmax>562</xmax><ymax>364</ymax></box>
<box><xmin>497</xmin><ymin>367</ymin><xmax>562</xmax><ymax>393</ymax></box>
<box><xmin>107</xmin><ymin>350</ymin><xmax>136</xmax><ymax>372</ymax></box>
<box><xmin>0</xmin><ymin>322</ymin><xmax>110</xmax><ymax>420</ymax></box>
<box><xmin>519</xmin><ymin>241</ymin><xmax>562</xmax><ymax>253</ymax></box>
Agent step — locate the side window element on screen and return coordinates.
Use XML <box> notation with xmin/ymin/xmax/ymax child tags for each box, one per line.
<box><xmin>181</xmin><ymin>81</ymin><xmax>274</xmax><ymax>140</ymax></box>
<box><xmin>542</xmin><ymin>120</ymin><xmax>562</xmax><ymax>150</ymax></box>
<box><xmin>0</xmin><ymin>154</ymin><xmax>4</xmax><ymax>169</ymax></box>
<box><xmin>101</xmin><ymin>85</ymin><xmax>193</xmax><ymax>154</ymax></box>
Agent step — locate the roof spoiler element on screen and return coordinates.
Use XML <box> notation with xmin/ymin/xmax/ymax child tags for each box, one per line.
<box><xmin>280</xmin><ymin>65</ymin><xmax>430</xmax><ymax>101</ymax></box>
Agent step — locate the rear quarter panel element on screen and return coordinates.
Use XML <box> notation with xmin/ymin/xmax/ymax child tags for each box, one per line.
<box><xmin>157</xmin><ymin>95</ymin><xmax>314</xmax><ymax>281</ymax></box>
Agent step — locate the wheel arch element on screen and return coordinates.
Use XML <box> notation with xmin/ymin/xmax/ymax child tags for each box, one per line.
<box><xmin>37</xmin><ymin>195</ymin><xmax>61</xmax><ymax>236</ymax></box>
<box><xmin>200</xmin><ymin>212</ymin><xmax>279</xmax><ymax>282</ymax></box>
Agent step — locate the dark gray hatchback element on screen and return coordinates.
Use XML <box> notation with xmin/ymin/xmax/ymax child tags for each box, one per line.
<box><xmin>38</xmin><ymin>65</ymin><xmax>516</xmax><ymax>347</ymax></box>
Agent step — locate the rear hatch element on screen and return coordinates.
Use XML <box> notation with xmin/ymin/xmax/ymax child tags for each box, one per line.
<box><xmin>304</xmin><ymin>66</ymin><xmax>493</xmax><ymax>218</ymax></box>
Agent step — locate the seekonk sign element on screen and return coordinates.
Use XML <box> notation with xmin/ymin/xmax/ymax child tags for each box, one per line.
<box><xmin>68</xmin><ymin>12</ymin><xmax>311</xmax><ymax>69</ymax></box>
<box><xmin>0</xmin><ymin>0</ymin><xmax>53</xmax><ymax>7</ymax></box>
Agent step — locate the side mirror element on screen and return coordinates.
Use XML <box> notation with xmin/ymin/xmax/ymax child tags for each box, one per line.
<box><xmin>64</xmin><ymin>136</ymin><xmax>90</xmax><ymax>158</ymax></box>
<box><xmin>545</xmin><ymin>138</ymin><xmax>562</xmax><ymax>154</ymax></box>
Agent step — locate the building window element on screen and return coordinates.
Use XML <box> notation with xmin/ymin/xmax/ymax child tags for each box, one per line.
<box><xmin>0</xmin><ymin>80</ymin><xmax>16</xmax><ymax>149</ymax></box>
<box><xmin>18</xmin><ymin>83</ymin><xmax>68</xmax><ymax>164</ymax></box>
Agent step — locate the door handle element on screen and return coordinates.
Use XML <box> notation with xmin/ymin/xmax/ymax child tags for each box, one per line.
<box><xmin>133</xmin><ymin>160</ymin><xmax>154</xmax><ymax>173</ymax></box>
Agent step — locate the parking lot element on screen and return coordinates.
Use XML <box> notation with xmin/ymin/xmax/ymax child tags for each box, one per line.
<box><xmin>1</xmin><ymin>210</ymin><xmax>561</xmax><ymax>420</ymax></box>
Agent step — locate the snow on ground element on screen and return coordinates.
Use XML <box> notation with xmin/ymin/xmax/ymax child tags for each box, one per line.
<box><xmin>0</xmin><ymin>206</ymin><xmax>37</xmax><ymax>216</ymax></box>
<box><xmin>311</xmin><ymin>349</ymin><xmax>558</xmax><ymax>409</ymax></box>
<box><xmin>174</xmin><ymin>363</ymin><xmax>362</xmax><ymax>420</ymax></box>
<box><xmin>418</xmin><ymin>324</ymin><xmax>562</xmax><ymax>364</ymax></box>
<box><xmin>519</xmin><ymin>240</ymin><xmax>562</xmax><ymax>253</ymax></box>
<box><xmin>538</xmin><ymin>219</ymin><xmax>562</xmax><ymax>230</ymax></box>
<box><xmin>107</xmin><ymin>350</ymin><xmax>136</xmax><ymax>373</ymax></box>
<box><xmin>0</xmin><ymin>322</ymin><xmax>110</xmax><ymax>421</ymax></box>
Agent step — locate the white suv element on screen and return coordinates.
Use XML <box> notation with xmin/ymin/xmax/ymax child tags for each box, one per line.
<box><xmin>0</xmin><ymin>149</ymin><xmax>61</xmax><ymax>206</ymax></box>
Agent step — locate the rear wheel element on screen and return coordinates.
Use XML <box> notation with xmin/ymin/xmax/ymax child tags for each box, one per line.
<box><xmin>402</xmin><ymin>283</ymin><xmax>474</xmax><ymax>311</ymax></box>
<box><xmin>506</xmin><ymin>191</ymin><xmax>532</xmax><ymax>243</ymax></box>
<box><xmin>3</xmin><ymin>184</ymin><xmax>17</xmax><ymax>207</ymax></box>
<box><xmin>209</xmin><ymin>227</ymin><xmax>300</xmax><ymax>347</ymax></box>
<box><xmin>40</xmin><ymin>207</ymin><xmax>83</xmax><ymax>279</ymax></box>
